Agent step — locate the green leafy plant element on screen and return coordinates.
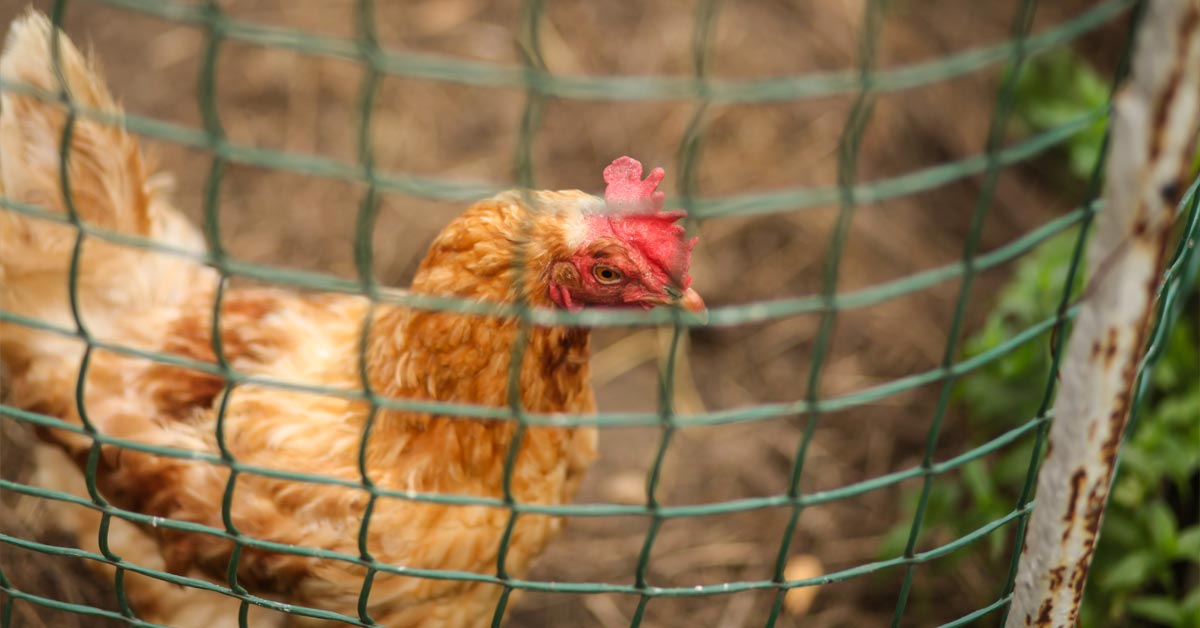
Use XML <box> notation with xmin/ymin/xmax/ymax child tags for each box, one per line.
<box><xmin>1013</xmin><ymin>49</ymin><xmax>1111</xmax><ymax>181</ymax></box>
<box><xmin>1012</xmin><ymin>49</ymin><xmax>1200</xmax><ymax>183</ymax></box>
<box><xmin>881</xmin><ymin>50</ymin><xmax>1200</xmax><ymax>627</ymax></box>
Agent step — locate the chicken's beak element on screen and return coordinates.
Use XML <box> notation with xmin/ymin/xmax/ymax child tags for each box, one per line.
<box><xmin>679</xmin><ymin>288</ymin><xmax>708</xmax><ymax>324</ymax></box>
<box><xmin>643</xmin><ymin>287</ymin><xmax>707</xmax><ymax>323</ymax></box>
<box><xmin>679</xmin><ymin>288</ymin><xmax>706</xmax><ymax>314</ymax></box>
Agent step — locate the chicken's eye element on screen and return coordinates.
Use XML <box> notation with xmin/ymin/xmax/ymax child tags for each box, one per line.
<box><xmin>593</xmin><ymin>265</ymin><xmax>623</xmax><ymax>284</ymax></box>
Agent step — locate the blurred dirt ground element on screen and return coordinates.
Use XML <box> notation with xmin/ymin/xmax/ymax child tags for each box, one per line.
<box><xmin>0</xmin><ymin>0</ymin><xmax>1132</xmax><ymax>626</ymax></box>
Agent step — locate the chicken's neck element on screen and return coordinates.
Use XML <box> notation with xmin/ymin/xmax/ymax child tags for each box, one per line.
<box><xmin>365</xmin><ymin>306</ymin><xmax>592</xmax><ymax>413</ymax></box>
<box><xmin>361</xmin><ymin>199</ymin><xmax>595</xmax><ymax>491</ymax></box>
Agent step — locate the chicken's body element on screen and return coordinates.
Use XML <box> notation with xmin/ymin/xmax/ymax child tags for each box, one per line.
<box><xmin>0</xmin><ymin>13</ymin><xmax>700</xmax><ymax>628</ymax></box>
<box><xmin>22</xmin><ymin>282</ymin><xmax>594</xmax><ymax>627</ymax></box>
<box><xmin>24</xmin><ymin>241</ymin><xmax>597</xmax><ymax>627</ymax></box>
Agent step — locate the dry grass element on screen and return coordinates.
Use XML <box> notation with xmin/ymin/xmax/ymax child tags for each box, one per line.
<box><xmin>0</xmin><ymin>0</ymin><xmax>1128</xmax><ymax>626</ymax></box>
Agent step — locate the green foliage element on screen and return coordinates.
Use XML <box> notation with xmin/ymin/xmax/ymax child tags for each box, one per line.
<box><xmin>1012</xmin><ymin>50</ymin><xmax>1200</xmax><ymax>182</ymax></box>
<box><xmin>1013</xmin><ymin>50</ymin><xmax>1110</xmax><ymax>180</ymax></box>
<box><xmin>882</xmin><ymin>49</ymin><xmax>1200</xmax><ymax>626</ymax></box>
<box><xmin>878</xmin><ymin>228</ymin><xmax>1086</xmax><ymax>564</ymax></box>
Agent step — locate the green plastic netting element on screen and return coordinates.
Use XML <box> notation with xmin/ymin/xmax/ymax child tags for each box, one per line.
<box><xmin>0</xmin><ymin>0</ymin><xmax>1197</xmax><ymax>626</ymax></box>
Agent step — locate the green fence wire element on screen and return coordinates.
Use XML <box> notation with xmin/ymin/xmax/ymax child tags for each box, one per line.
<box><xmin>0</xmin><ymin>0</ymin><xmax>1195</xmax><ymax>626</ymax></box>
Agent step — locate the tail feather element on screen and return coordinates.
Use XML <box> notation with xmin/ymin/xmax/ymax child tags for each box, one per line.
<box><xmin>0</xmin><ymin>15</ymin><xmax>238</xmax><ymax>623</ymax></box>
<box><xmin>1</xmin><ymin>9</ymin><xmax>151</xmax><ymax>238</ymax></box>
<box><xmin>1</xmin><ymin>10</ymin><xmax>213</xmax><ymax>395</ymax></box>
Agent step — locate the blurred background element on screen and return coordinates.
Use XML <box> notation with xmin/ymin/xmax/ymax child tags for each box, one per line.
<box><xmin>1</xmin><ymin>1</ymin><xmax>1195</xmax><ymax>627</ymax></box>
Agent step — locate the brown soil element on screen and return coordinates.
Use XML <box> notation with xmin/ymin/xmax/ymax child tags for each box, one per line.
<box><xmin>0</xmin><ymin>1</ymin><xmax>1132</xmax><ymax>626</ymax></box>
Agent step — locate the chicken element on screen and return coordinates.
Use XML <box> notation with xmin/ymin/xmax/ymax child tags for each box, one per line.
<box><xmin>0</xmin><ymin>12</ymin><xmax>702</xmax><ymax>628</ymax></box>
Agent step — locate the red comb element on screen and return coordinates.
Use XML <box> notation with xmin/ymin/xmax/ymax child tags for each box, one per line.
<box><xmin>603</xmin><ymin>156</ymin><xmax>666</xmax><ymax>212</ymax></box>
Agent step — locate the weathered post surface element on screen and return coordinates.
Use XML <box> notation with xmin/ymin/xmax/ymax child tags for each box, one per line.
<box><xmin>1005</xmin><ymin>0</ymin><xmax>1200</xmax><ymax>626</ymax></box>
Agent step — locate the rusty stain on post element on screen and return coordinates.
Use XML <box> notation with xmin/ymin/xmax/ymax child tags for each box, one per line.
<box><xmin>1005</xmin><ymin>0</ymin><xmax>1200</xmax><ymax>626</ymax></box>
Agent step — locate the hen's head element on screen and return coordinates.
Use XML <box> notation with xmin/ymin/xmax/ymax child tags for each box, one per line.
<box><xmin>545</xmin><ymin>157</ymin><xmax>703</xmax><ymax>314</ymax></box>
